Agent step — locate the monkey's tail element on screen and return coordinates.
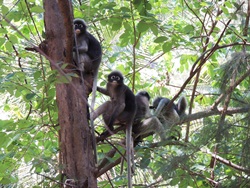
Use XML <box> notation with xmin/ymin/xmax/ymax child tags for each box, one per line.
<box><xmin>90</xmin><ymin>70</ymin><xmax>98</xmax><ymax>163</ymax></box>
<box><xmin>177</xmin><ymin>96</ymin><xmax>188</xmax><ymax>116</ymax></box>
<box><xmin>126</xmin><ymin>122</ymin><xmax>133</xmax><ymax>188</ymax></box>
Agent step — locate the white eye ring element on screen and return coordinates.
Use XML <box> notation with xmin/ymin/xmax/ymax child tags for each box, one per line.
<box><xmin>79</xmin><ymin>24</ymin><xmax>83</xmax><ymax>28</ymax></box>
<box><xmin>116</xmin><ymin>76</ymin><xmax>120</xmax><ymax>80</ymax></box>
<box><xmin>111</xmin><ymin>76</ymin><xmax>116</xmax><ymax>79</ymax></box>
<box><xmin>74</xmin><ymin>24</ymin><xmax>78</xmax><ymax>27</ymax></box>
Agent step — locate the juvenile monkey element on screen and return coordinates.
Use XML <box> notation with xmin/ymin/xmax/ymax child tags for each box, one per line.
<box><xmin>133</xmin><ymin>91</ymin><xmax>151</xmax><ymax>123</ymax></box>
<box><xmin>91</xmin><ymin>70</ymin><xmax>136</xmax><ymax>187</ymax></box>
<box><xmin>151</xmin><ymin>96</ymin><xmax>187</xmax><ymax>125</ymax></box>
<box><xmin>133</xmin><ymin>95</ymin><xmax>187</xmax><ymax>142</ymax></box>
<box><xmin>132</xmin><ymin>92</ymin><xmax>166</xmax><ymax>142</ymax></box>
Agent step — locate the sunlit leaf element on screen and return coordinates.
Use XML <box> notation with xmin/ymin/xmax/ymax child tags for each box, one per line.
<box><xmin>137</xmin><ymin>20</ymin><xmax>150</xmax><ymax>33</ymax></box>
<box><xmin>162</xmin><ymin>42</ymin><xmax>172</xmax><ymax>53</ymax></box>
<box><xmin>154</xmin><ymin>36</ymin><xmax>168</xmax><ymax>43</ymax></box>
<box><xmin>30</xmin><ymin>6</ymin><xmax>44</xmax><ymax>13</ymax></box>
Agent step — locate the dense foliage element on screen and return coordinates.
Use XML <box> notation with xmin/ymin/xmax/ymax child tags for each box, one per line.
<box><xmin>0</xmin><ymin>0</ymin><xmax>249</xmax><ymax>187</ymax></box>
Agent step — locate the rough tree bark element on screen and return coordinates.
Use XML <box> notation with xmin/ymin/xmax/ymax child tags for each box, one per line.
<box><xmin>43</xmin><ymin>1</ymin><xmax>97</xmax><ymax>187</ymax></box>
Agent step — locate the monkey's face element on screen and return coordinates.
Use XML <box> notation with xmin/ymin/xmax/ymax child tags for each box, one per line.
<box><xmin>108</xmin><ymin>71</ymin><xmax>124</xmax><ymax>85</ymax></box>
<box><xmin>74</xmin><ymin>22</ymin><xmax>86</xmax><ymax>35</ymax></box>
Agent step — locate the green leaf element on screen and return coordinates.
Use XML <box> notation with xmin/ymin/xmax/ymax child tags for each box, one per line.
<box><xmin>0</xmin><ymin>28</ymin><xmax>7</xmax><ymax>33</ymax></box>
<box><xmin>0</xmin><ymin>177</ymin><xmax>11</xmax><ymax>185</ymax></box>
<box><xmin>150</xmin><ymin>25</ymin><xmax>158</xmax><ymax>36</ymax></box>
<box><xmin>34</xmin><ymin>70</ymin><xmax>42</xmax><ymax>80</ymax></box>
<box><xmin>154</xmin><ymin>36</ymin><xmax>168</xmax><ymax>43</ymax></box>
<box><xmin>8</xmin><ymin>35</ymin><xmax>18</xmax><ymax>44</ymax></box>
<box><xmin>137</xmin><ymin>21</ymin><xmax>149</xmax><ymax>33</ymax></box>
<box><xmin>0</xmin><ymin>38</ymin><xmax>5</xmax><ymax>47</ymax></box>
<box><xmin>25</xmin><ymin>93</ymin><xmax>36</xmax><ymax>100</ymax></box>
<box><xmin>170</xmin><ymin>177</ymin><xmax>179</xmax><ymax>186</ymax></box>
<box><xmin>221</xmin><ymin>7</ymin><xmax>229</xmax><ymax>14</ymax></box>
<box><xmin>1</xmin><ymin>5</ymin><xmax>9</xmax><ymax>15</ymax></box>
<box><xmin>30</xmin><ymin>6</ymin><xmax>44</xmax><ymax>13</ymax></box>
<box><xmin>5</xmin><ymin>41</ymin><xmax>13</xmax><ymax>52</ymax></box>
<box><xmin>0</xmin><ymin>132</ymin><xmax>7</xmax><ymax>146</ymax></box>
<box><xmin>112</xmin><ymin>22</ymin><xmax>122</xmax><ymax>31</ymax></box>
<box><xmin>140</xmin><ymin>157</ymin><xmax>150</xmax><ymax>169</ymax></box>
<box><xmin>7</xmin><ymin>133</ymin><xmax>21</xmax><ymax>147</ymax></box>
<box><xmin>183</xmin><ymin>24</ymin><xmax>194</xmax><ymax>34</ymax></box>
<box><xmin>162</xmin><ymin>42</ymin><xmax>172</xmax><ymax>53</ymax></box>
<box><xmin>225</xmin><ymin>1</ymin><xmax>233</xmax><ymax>8</ymax></box>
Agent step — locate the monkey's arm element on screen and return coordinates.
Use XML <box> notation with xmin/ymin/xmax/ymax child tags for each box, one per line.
<box><xmin>134</xmin><ymin>116</ymin><xmax>166</xmax><ymax>141</ymax></box>
<box><xmin>73</xmin><ymin>37</ymin><xmax>88</xmax><ymax>53</ymax></box>
<box><xmin>153</xmin><ymin>98</ymin><xmax>170</xmax><ymax>117</ymax></box>
<box><xmin>97</xmin><ymin>86</ymin><xmax>109</xmax><ymax>96</ymax></box>
<box><xmin>91</xmin><ymin>101</ymin><xmax>110</xmax><ymax>120</ymax></box>
<box><xmin>86</xmin><ymin>33</ymin><xmax>102</xmax><ymax>60</ymax></box>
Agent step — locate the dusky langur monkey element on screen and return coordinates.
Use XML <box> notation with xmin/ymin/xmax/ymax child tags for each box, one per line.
<box><xmin>134</xmin><ymin>91</ymin><xmax>152</xmax><ymax>123</ymax></box>
<box><xmin>73</xmin><ymin>18</ymin><xmax>102</xmax><ymax>76</ymax></box>
<box><xmin>133</xmin><ymin>95</ymin><xmax>187</xmax><ymax>142</ymax></box>
<box><xmin>91</xmin><ymin>70</ymin><xmax>136</xmax><ymax>187</ymax></box>
<box><xmin>150</xmin><ymin>96</ymin><xmax>187</xmax><ymax>140</ymax></box>
<box><xmin>73</xmin><ymin>18</ymin><xmax>102</xmax><ymax>163</ymax></box>
<box><xmin>151</xmin><ymin>96</ymin><xmax>187</xmax><ymax>123</ymax></box>
<box><xmin>133</xmin><ymin>92</ymin><xmax>167</xmax><ymax>142</ymax></box>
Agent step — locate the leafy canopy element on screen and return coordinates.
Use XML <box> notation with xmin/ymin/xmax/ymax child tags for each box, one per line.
<box><xmin>0</xmin><ymin>0</ymin><xmax>250</xmax><ymax>187</ymax></box>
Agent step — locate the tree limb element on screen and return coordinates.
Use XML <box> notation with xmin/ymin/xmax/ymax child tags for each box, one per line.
<box><xmin>203</xmin><ymin>150</ymin><xmax>250</xmax><ymax>174</ymax></box>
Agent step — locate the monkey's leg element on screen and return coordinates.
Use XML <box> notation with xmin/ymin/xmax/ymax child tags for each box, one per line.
<box><xmin>161</xmin><ymin>110</ymin><xmax>180</xmax><ymax>129</ymax></box>
<box><xmin>91</xmin><ymin>101</ymin><xmax>111</xmax><ymax>120</ymax></box>
<box><xmin>135</xmin><ymin>116</ymin><xmax>167</xmax><ymax>141</ymax></box>
<box><xmin>154</xmin><ymin>98</ymin><xmax>171</xmax><ymax>117</ymax></box>
<box><xmin>99</xmin><ymin>103</ymin><xmax>125</xmax><ymax>139</ymax></box>
<box><xmin>107</xmin><ymin>103</ymin><xmax>125</xmax><ymax>130</ymax></box>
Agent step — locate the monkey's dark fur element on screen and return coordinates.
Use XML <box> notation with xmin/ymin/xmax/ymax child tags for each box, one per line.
<box><xmin>133</xmin><ymin>91</ymin><xmax>151</xmax><ymax>124</ymax></box>
<box><xmin>133</xmin><ymin>95</ymin><xmax>187</xmax><ymax>142</ymax></box>
<box><xmin>91</xmin><ymin>71</ymin><xmax>136</xmax><ymax>186</ymax></box>
<box><xmin>73</xmin><ymin>18</ymin><xmax>102</xmax><ymax>75</ymax></box>
<box><xmin>91</xmin><ymin>71</ymin><xmax>137</xmax><ymax>137</ymax></box>
<box><xmin>151</xmin><ymin>96</ymin><xmax>187</xmax><ymax>124</ymax></box>
<box><xmin>132</xmin><ymin>91</ymin><xmax>152</xmax><ymax>144</ymax></box>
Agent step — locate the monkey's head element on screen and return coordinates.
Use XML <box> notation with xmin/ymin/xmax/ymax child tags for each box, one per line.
<box><xmin>136</xmin><ymin>91</ymin><xmax>150</xmax><ymax>101</ymax></box>
<box><xmin>150</xmin><ymin>97</ymin><xmax>167</xmax><ymax>109</ymax></box>
<box><xmin>73</xmin><ymin>19</ymin><xmax>87</xmax><ymax>35</ymax></box>
<box><xmin>108</xmin><ymin>71</ymin><xmax>124</xmax><ymax>85</ymax></box>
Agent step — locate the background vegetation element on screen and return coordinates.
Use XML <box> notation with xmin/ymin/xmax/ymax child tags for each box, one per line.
<box><xmin>0</xmin><ymin>0</ymin><xmax>250</xmax><ymax>187</ymax></box>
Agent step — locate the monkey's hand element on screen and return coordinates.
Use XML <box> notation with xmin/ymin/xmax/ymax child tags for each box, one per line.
<box><xmin>97</xmin><ymin>87</ymin><xmax>109</xmax><ymax>96</ymax></box>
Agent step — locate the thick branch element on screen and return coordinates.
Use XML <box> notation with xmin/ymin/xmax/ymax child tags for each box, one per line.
<box><xmin>203</xmin><ymin>150</ymin><xmax>250</xmax><ymax>174</ymax></box>
<box><xmin>181</xmin><ymin>106</ymin><xmax>250</xmax><ymax>124</ymax></box>
<box><xmin>57</xmin><ymin>1</ymin><xmax>74</xmax><ymax>65</ymax></box>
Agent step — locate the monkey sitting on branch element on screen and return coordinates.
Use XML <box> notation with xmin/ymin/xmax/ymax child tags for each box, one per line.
<box><xmin>73</xmin><ymin>19</ymin><xmax>102</xmax><ymax>162</ymax></box>
<box><xmin>133</xmin><ymin>95</ymin><xmax>187</xmax><ymax>143</ymax></box>
<box><xmin>91</xmin><ymin>70</ymin><xmax>136</xmax><ymax>187</ymax></box>
<box><xmin>73</xmin><ymin>18</ymin><xmax>102</xmax><ymax>95</ymax></box>
<box><xmin>91</xmin><ymin>70</ymin><xmax>137</xmax><ymax>137</ymax></box>
<box><xmin>73</xmin><ymin>18</ymin><xmax>102</xmax><ymax>76</ymax></box>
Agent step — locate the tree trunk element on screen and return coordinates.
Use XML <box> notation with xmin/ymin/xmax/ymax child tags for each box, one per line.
<box><xmin>43</xmin><ymin>1</ymin><xmax>97</xmax><ymax>187</ymax></box>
